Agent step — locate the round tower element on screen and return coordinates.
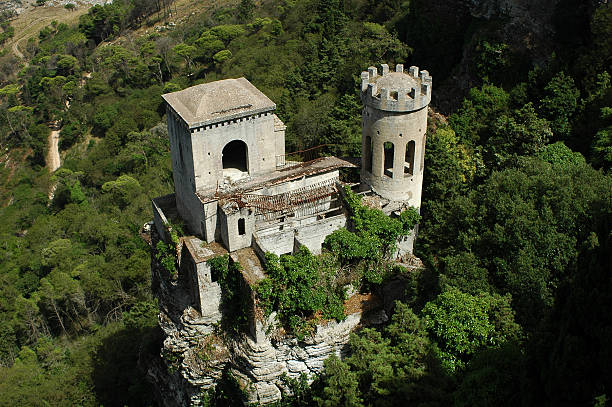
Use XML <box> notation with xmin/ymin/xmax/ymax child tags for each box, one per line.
<box><xmin>360</xmin><ymin>63</ymin><xmax>432</xmax><ymax>208</ymax></box>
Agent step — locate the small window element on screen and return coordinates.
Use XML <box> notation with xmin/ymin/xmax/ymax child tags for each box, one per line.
<box><xmin>238</xmin><ymin>218</ymin><xmax>246</xmax><ymax>235</ymax></box>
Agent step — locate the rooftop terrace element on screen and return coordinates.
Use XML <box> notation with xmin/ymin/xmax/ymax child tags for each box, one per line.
<box><xmin>196</xmin><ymin>156</ymin><xmax>356</xmax><ymax>204</ymax></box>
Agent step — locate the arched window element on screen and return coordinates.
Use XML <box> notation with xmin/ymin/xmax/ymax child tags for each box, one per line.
<box><xmin>405</xmin><ymin>140</ymin><xmax>415</xmax><ymax>176</ymax></box>
<box><xmin>384</xmin><ymin>141</ymin><xmax>394</xmax><ymax>178</ymax></box>
<box><xmin>364</xmin><ymin>136</ymin><xmax>372</xmax><ymax>173</ymax></box>
<box><xmin>222</xmin><ymin>140</ymin><xmax>248</xmax><ymax>174</ymax></box>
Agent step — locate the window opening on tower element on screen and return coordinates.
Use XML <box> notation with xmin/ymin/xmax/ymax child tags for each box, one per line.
<box><xmin>384</xmin><ymin>141</ymin><xmax>394</xmax><ymax>178</ymax></box>
<box><xmin>222</xmin><ymin>140</ymin><xmax>248</xmax><ymax>181</ymax></box>
<box><xmin>365</xmin><ymin>136</ymin><xmax>372</xmax><ymax>173</ymax></box>
<box><xmin>421</xmin><ymin>137</ymin><xmax>426</xmax><ymax>172</ymax></box>
<box><xmin>405</xmin><ymin>140</ymin><xmax>415</xmax><ymax>176</ymax></box>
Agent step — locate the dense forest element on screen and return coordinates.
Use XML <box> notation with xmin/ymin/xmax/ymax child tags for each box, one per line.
<box><xmin>0</xmin><ymin>0</ymin><xmax>610</xmax><ymax>405</ymax></box>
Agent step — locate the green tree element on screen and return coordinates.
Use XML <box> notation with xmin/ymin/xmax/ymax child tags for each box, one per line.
<box><xmin>213</xmin><ymin>49</ymin><xmax>232</xmax><ymax>65</ymax></box>
<box><xmin>450</xmin><ymin>84</ymin><xmax>510</xmax><ymax>145</ymax></box>
<box><xmin>256</xmin><ymin>247</ymin><xmax>345</xmax><ymax>337</ymax></box>
<box><xmin>316</xmin><ymin>302</ymin><xmax>452</xmax><ymax>406</ymax></box>
<box><xmin>475</xmin><ymin>41</ymin><xmax>510</xmax><ymax>83</ymax></box>
<box><xmin>237</xmin><ymin>0</ymin><xmax>255</xmax><ymax>23</ymax></box>
<box><xmin>56</xmin><ymin>54</ymin><xmax>79</xmax><ymax>76</ymax></box>
<box><xmin>485</xmin><ymin>103</ymin><xmax>552</xmax><ymax>166</ymax></box>
<box><xmin>172</xmin><ymin>43</ymin><xmax>197</xmax><ymax>72</ymax></box>
<box><xmin>539</xmin><ymin>71</ymin><xmax>579</xmax><ymax>138</ymax></box>
<box><xmin>592</xmin><ymin>107</ymin><xmax>612</xmax><ymax>170</ymax></box>
<box><xmin>453</xmin><ymin>343</ymin><xmax>523</xmax><ymax>407</ymax></box>
<box><xmin>194</xmin><ymin>31</ymin><xmax>225</xmax><ymax>62</ymax></box>
<box><xmin>52</xmin><ymin>169</ymin><xmax>87</xmax><ymax>208</ymax></box>
<box><xmin>37</xmin><ymin>270</ymin><xmax>88</xmax><ymax>335</ymax></box>
<box><xmin>422</xmin><ymin>288</ymin><xmax>520</xmax><ymax>372</ymax></box>
<box><xmin>316</xmin><ymin>355</ymin><xmax>363</xmax><ymax>407</ymax></box>
<box><xmin>538</xmin><ymin>141</ymin><xmax>586</xmax><ymax>169</ymax></box>
<box><xmin>101</xmin><ymin>175</ymin><xmax>142</xmax><ymax>209</ymax></box>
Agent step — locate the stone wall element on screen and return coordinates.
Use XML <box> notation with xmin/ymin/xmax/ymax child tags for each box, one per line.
<box><xmin>166</xmin><ymin>109</ymin><xmax>206</xmax><ymax>236</ymax></box>
<box><xmin>190</xmin><ymin>112</ymin><xmax>278</xmax><ymax>189</ymax></box>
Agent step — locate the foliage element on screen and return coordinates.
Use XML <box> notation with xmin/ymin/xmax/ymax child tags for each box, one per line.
<box><xmin>591</xmin><ymin>106</ymin><xmax>612</xmax><ymax>170</ymax></box>
<box><xmin>200</xmin><ymin>369</ymin><xmax>248</xmax><ymax>407</ymax></box>
<box><xmin>314</xmin><ymin>301</ymin><xmax>453</xmax><ymax>406</ymax></box>
<box><xmin>101</xmin><ymin>174</ymin><xmax>142</xmax><ymax>209</ymax></box>
<box><xmin>485</xmin><ymin>102</ymin><xmax>552</xmax><ymax>167</ymax></box>
<box><xmin>475</xmin><ymin>41</ymin><xmax>510</xmax><ymax>83</ymax></box>
<box><xmin>0</xmin><ymin>19</ymin><xmax>14</xmax><ymax>46</ymax></box>
<box><xmin>237</xmin><ymin>0</ymin><xmax>255</xmax><ymax>23</ymax></box>
<box><xmin>0</xmin><ymin>307</ymin><xmax>160</xmax><ymax>406</ymax></box>
<box><xmin>450</xmin><ymin>84</ymin><xmax>510</xmax><ymax>146</ymax></box>
<box><xmin>422</xmin><ymin>288</ymin><xmax>521</xmax><ymax>372</ymax></box>
<box><xmin>453</xmin><ymin>342</ymin><xmax>523</xmax><ymax>407</ymax></box>
<box><xmin>256</xmin><ymin>248</ymin><xmax>345</xmax><ymax>338</ymax></box>
<box><xmin>538</xmin><ymin>141</ymin><xmax>586</xmax><ymax>169</ymax></box>
<box><xmin>207</xmin><ymin>256</ymin><xmax>249</xmax><ymax>334</ymax></box>
<box><xmin>155</xmin><ymin>240</ymin><xmax>177</xmax><ymax>277</ymax></box>
<box><xmin>329</xmin><ymin>187</ymin><xmax>420</xmax><ymax>258</ymax></box>
<box><xmin>538</xmin><ymin>71</ymin><xmax>580</xmax><ymax>138</ymax></box>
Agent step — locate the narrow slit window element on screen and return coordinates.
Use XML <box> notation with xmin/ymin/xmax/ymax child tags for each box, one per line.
<box><xmin>384</xmin><ymin>141</ymin><xmax>394</xmax><ymax>178</ymax></box>
<box><xmin>365</xmin><ymin>136</ymin><xmax>372</xmax><ymax>173</ymax></box>
<box><xmin>238</xmin><ymin>218</ymin><xmax>246</xmax><ymax>235</ymax></box>
<box><xmin>405</xmin><ymin>140</ymin><xmax>415</xmax><ymax>176</ymax></box>
<box><xmin>420</xmin><ymin>137</ymin><xmax>426</xmax><ymax>172</ymax></box>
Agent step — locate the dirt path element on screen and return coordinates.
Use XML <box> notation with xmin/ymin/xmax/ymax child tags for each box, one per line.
<box><xmin>46</xmin><ymin>124</ymin><xmax>60</xmax><ymax>200</ymax></box>
<box><xmin>47</xmin><ymin>125</ymin><xmax>61</xmax><ymax>173</ymax></box>
<box><xmin>11</xmin><ymin>35</ymin><xmax>25</xmax><ymax>59</ymax></box>
<box><xmin>10</xmin><ymin>16</ymin><xmax>51</xmax><ymax>59</ymax></box>
<box><xmin>6</xmin><ymin>5</ymin><xmax>89</xmax><ymax>60</ymax></box>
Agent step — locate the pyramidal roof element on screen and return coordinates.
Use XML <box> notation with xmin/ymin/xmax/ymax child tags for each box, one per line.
<box><xmin>162</xmin><ymin>78</ymin><xmax>276</xmax><ymax>129</ymax></box>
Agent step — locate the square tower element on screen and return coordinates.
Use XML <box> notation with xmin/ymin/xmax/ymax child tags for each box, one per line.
<box><xmin>162</xmin><ymin>78</ymin><xmax>286</xmax><ymax>233</ymax></box>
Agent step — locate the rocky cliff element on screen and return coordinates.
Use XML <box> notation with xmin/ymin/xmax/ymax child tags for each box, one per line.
<box><xmin>148</xmin><ymin>230</ymin><xmax>393</xmax><ymax>406</ymax></box>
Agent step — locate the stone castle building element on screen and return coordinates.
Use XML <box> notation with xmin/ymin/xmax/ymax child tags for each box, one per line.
<box><xmin>150</xmin><ymin>63</ymin><xmax>431</xmax><ymax>405</ymax></box>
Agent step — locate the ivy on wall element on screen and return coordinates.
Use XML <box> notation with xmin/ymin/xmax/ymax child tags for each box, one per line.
<box><xmin>256</xmin><ymin>248</ymin><xmax>345</xmax><ymax>339</ymax></box>
<box><xmin>207</xmin><ymin>255</ymin><xmax>249</xmax><ymax>335</ymax></box>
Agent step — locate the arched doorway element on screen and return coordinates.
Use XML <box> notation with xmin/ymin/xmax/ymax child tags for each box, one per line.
<box><xmin>222</xmin><ymin>140</ymin><xmax>248</xmax><ymax>180</ymax></box>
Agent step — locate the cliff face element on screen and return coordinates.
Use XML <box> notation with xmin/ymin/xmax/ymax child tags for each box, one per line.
<box><xmin>148</xmin><ymin>231</ymin><xmax>390</xmax><ymax>406</ymax></box>
<box><xmin>425</xmin><ymin>0</ymin><xmax>566</xmax><ymax>111</ymax></box>
<box><xmin>466</xmin><ymin>0</ymin><xmax>560</xmax><ymax>60</ymax></box>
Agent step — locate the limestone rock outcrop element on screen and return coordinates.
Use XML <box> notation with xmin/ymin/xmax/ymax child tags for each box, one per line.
<box><xmin>148</xmin><ymin>239</ymin><xmax>392</xmax><ymax>406</ymax></box>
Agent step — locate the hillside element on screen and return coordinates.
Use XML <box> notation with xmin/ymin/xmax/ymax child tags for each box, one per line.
<box><xmin>0</xmin><ymin>0</ymin><xmax>611</xmax><ymax>406</ymax></box>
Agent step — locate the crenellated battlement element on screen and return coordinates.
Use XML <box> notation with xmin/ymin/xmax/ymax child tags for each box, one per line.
<box><xmin>361</xmin><ymin>63</ymin><xmax>432</xmax><ymax>112</ymax></box>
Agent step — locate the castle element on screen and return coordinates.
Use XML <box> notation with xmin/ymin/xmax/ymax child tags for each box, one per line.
<box><xmin>150</xmin><ymin>63</ymin><xmax>431</xmax><ymax>405</ymax></box>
